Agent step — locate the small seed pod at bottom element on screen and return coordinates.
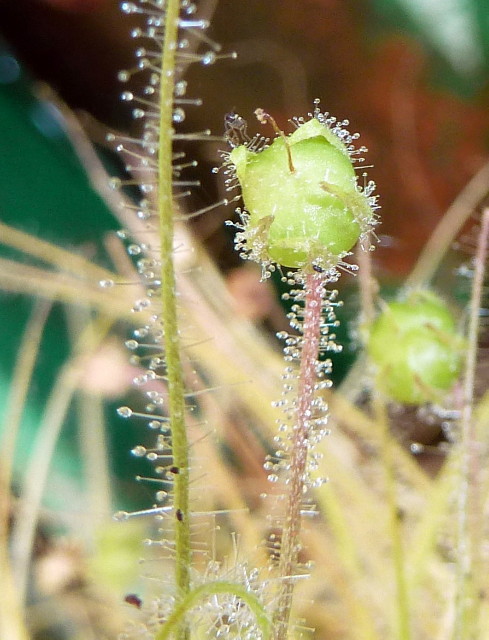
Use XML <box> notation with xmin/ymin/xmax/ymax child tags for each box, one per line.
<box><xmin>367</xmin><ymin>291</ymin><xmax>464</xmax><ymax>405</ymax></box>
<box><xmin>228</xmin><ymin>115</ymin><xmax>377</xmax><ymax>269</ymax></box>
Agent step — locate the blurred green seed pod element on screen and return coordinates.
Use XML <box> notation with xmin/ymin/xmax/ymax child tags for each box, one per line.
<box><xmin>228</xmin><ymin>113</ymin><xmax>378</xmax><ymax>270</ymax></box>
<box><xmin>367</xmin><ymin>290</ymin><xmax>464</xmax><ymax>404</ymax></box>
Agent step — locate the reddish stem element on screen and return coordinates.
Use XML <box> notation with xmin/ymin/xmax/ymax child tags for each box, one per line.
<box><xmin>274</xmin><ymin>272</ymin><xmax>325</xmax><ymax>640</ymax></box>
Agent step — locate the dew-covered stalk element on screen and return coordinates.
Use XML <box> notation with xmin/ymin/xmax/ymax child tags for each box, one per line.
<box><xmin>455</xmin><ymin>208</ymin><xmax>489</xmax><ymax>639</ymax></box>
<box><xmin>156</xmin><ymin>581</ymin><xmax>272</xmax><ymax>640</ymax></box>
<box><xmin>226</xmin><ymin>105</ymin><xmax>378</xmax><ymax>638</ymax></box>
<box><xmin>112</xmin><ymin>4</ymin><xmax>278</xmax><ymax>639</ymax></box>
<box><xmin>157</xmin><ymin>0</ymin><xmax>191</xmax><ymax>604</ymax></box>
<box><xmin>273</xmin><ymin>272</ymin><xmax>325</xmax><ymax>640</ymax></box>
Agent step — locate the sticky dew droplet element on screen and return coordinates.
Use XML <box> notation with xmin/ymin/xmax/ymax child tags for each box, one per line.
<box><xmin>134</xmin><ymin>327</ymin><xmax>149</xmax><ymax>338</ymax></box>
<box><xmin>201</xmin><ymin>51</ymin><xmax>216</xmax><ymax>65</ymax></box>
<box><xmin>113</xmin><ymin>510</ymin><xmax>130</xmax><ymax>521</ymax></box>
<box><xmin>137</xmin><ymin>208</ymin><xmax>152</xmax><ymax>220</ymax></box>
<box><xmin>175</xmin><ymin>80</ymin><xmax>187</xmax><ymax>97</ymax></box>
<box><xmin>128</xmin><ymin>244</ymin><xmax>142</xmax><ymax>256</ymax></box>
<box><xmin>132</xmin><ymin>298</ymin><xmax>151</xmax><ymax>312</ymax></box>
<box><xmin>131</xmin><ymin>446</ymin><xmax>147</xmax><ymax>457</ymax></box>
<box><xmin>173</xmin><ymin>108</ymin><xmax>186</xmax><ymax>123</ymax></box>
<box><xmin>117</xmin><ymin>406</ymin><xmax>133</xmax><ymax>419</ymax></box>
<box><xmin>120</xmin><ymin>2</ymin><xmax>137</xmax><ymax>14</ymax></box>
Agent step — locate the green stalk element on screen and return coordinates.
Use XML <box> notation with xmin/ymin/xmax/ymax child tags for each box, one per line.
<box><xmin>273</xmin><ymin>272</ymin><xmax>324</xmax><ymax>640</ymax></box>
<box><xmin>0</xmin><ymin>300</ymin><xmax>50</xmax><ymax>640</ymax></box>
<box><xmin>155</xmin><ymin>582</ymin><xmax>272</xmax><ymax>640</ymax></box>
<box><xmin>10</xmin><ymin>316</ymin><xmax>113</xmax><ymax>605</ymax></box>
<box><xmin>454</xmin><ymin>208</ymin><xmax>489</xmax><ymax>639</ymax></box>
<box><xmin>158</xmin><ymin>0</ymin><xmax>191</xmax><ymax>613</ymax></box>
<box><xmin>374</xmin><ymin>396</ymin><xmax>411</xmax><ymax>640</ymax></box>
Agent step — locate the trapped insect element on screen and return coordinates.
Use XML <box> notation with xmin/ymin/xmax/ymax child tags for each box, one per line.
<box><xmin>224</xmin><ymin>111</ymin><xmax>250</xmax><ymax>148</ymax></box>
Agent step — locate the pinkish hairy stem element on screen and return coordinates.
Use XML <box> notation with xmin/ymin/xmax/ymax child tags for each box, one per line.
<box><xmin>274</xmin><ymin>271</ymin><xmax>325</xmax><ymax>640</ymax></box>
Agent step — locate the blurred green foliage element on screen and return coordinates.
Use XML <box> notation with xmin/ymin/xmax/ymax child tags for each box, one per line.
<box><xmin>372</xmin><ymin>0</ymin><xmax>489</xmax><ymax>96</ymax></box>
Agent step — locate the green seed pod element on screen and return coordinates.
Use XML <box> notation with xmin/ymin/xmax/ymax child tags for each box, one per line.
<box><xmin>228</xmin><ymin>114</ymin><xmax>377</xmax><ymax>269</ymax></box>
<box><xmin>367</xmin><ymin>291</ymin><xmax>464</xmax><ymax>404</ymax></box>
